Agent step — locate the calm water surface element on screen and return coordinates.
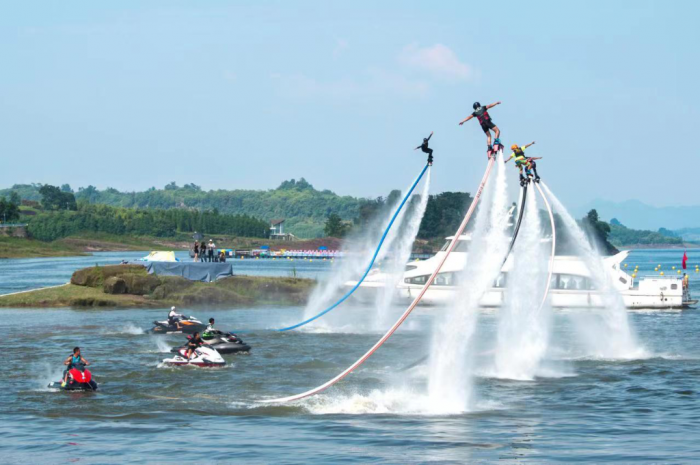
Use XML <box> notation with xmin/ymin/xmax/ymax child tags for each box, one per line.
<box><xmin>0</xmin><ymin>249</ymin><xmax>699</xmax><ymax>463</ymax></box>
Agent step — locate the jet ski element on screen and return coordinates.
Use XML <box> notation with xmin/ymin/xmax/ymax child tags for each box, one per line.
<box><xmin>171</xmin><ymin>330</ymin><xmax>251</xmax><ymax>355</ymax></box>
<box><xmin>162</xmin><ymin>346</ymin><xmax>226</xmax><ymax>367</ymax></box>
<box><xmin>48</xmin><ymin>363</ymin><xmax>98</xmax><ymax>391</ymax></box>
<box><xmin>148</xmin><ymin>315</ymin><xmax>206</xmax><ymax>334</ymax></box>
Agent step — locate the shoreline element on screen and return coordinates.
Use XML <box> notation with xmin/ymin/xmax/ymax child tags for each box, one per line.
<box><xmin>0</xmin><ymin>265</ymin><xmax>315</xmax><ymax>308</ymax></box>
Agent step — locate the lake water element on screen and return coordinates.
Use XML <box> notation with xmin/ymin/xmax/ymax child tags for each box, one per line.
<box><xmin>0</xmin><ymin>249</ymin><xmax>699</xmax><ymax>463</ymax></box>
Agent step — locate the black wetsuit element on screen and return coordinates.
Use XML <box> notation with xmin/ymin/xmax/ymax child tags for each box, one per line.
<box><xmin>473</xmin><ymin>107</ymin><xmax>496</xmax><ymax>133</ymax></box>
<box><xmin>416</xmin><ymin>134</ymin><xmax>434</xmax><ymax>164</ymax></box>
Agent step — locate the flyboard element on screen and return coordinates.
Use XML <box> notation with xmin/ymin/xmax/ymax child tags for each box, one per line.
<box><xmin>278</xmin><ymin>162</ymin><xmax>431</xmax><ymax>332</ymax></box>
<box><xmin>262</xmin><ymin>154</ymin><xmax>498</xmax><ymax>403</ymax></box>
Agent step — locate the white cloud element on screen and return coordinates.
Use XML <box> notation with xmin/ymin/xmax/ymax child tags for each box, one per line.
<box><xmin>399</xmin><ymin>43</ymin><xmax>471</xmax><ymax>81</ymax></box>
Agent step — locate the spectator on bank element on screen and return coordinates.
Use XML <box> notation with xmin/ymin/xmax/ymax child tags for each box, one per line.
<box><xmin>200</xmin><ymin>241</ymin><xmax>207</xmax><ymax>262</ymax></box>
<box><xmin>219</xmin><ymin>250</ymin><xmax>226</xmax><ymax>263</ymax></box>
<box><xmin>208</xmin><ymin>239</ymin><xmax>215</xmax><ymax>262</ymax></box>
<box><xmin>193</xmin><ymin>241</ymin><xmax>199</xmax><ymax>262</ymax></box>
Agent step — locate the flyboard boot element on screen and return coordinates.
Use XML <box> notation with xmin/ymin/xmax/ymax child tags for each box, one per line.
<box><xmin>493</xmin><ymin>138</ymin><xmax>504</xmax><ymax>152</ymax></box>
<box><xmin>427</xmin><ymin>154</ymin><xmax>433</xmax><ymax>166</ymax></box>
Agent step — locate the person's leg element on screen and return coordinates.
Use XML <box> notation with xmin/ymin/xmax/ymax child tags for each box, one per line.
<box><xmin>493</xmin><ymin>125</ymin><xmax>501</xmax><ymax>143</ymax></box>
<box><xmin>426</xmin><ymin>147</ymin><xmax>433</xmax><ymax>165</ymax></box>
<box><xmin>485</xmin><ymin>129</ymin><xmax>493</xmax><ymax>147</ymax></box>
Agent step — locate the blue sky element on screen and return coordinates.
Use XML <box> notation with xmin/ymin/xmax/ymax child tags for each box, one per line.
<box><xmin>1</xmin><ymin>1</ymin><xmax>697</xmax><ymax>210</ymax></box>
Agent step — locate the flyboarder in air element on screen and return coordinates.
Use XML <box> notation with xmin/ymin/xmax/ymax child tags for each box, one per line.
<box><xmin>459</xmin><ymin>101</ymin><xmax>502</xmax><ymax>156</ymax></box>
<box><xmin>415</xmin><ymin>131</ymin><xmax>434</xmax><ymax>165</ymax></box>
<box><xmin>505</xmin><ymin>141</ymin><xmax>541</xmax><ymax>186</ymax></box>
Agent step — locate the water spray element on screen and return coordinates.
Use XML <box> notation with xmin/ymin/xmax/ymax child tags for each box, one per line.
<box><xmin>278</xmin><ymin>162</ymin><xmax>430</xmax><ymax>332</ymax></box>
<box><xmin>262</xmin><ymin>156</ymin><xmax>498</xmax><ymax>403</ymax></box>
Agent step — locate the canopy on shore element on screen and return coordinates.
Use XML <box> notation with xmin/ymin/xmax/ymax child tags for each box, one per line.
<box><xmin>140</xmin><ymin>251</ymin><xmax>178</xmax><ymax>262</ymax></box>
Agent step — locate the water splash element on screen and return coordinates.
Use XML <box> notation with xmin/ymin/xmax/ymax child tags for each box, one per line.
<box><xmin>372</xmin><ymin>169</ymin><xmax>432</xmax><ymax>329</ymax></box>
<box><xmin>542</xmin><ymin>183</ymin><xmax>646</xmax><ymax>359</ymax></box>
<box><xmin>492</xmin><ymin>189</ymin><xmax>552</xmax><ymax>380</ymax></box>
<box><xmin>427</xmin><ymin>152</ymin><xmax>511</xmax><ymax>413</ymax></box>
<box><xmin>300</xmin><ymin>172</ymin><xmax>426</xmax><ymax>332</ymax></box>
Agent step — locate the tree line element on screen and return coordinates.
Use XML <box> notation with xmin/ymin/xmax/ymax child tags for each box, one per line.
<box><xmin>27</xmin><ymin>203</ymin><xmax>270</xmax><ymax>242</ymax></box>
<box><xmin>0</xmin><ymin>191</ymin><xmax>21</xmax><ymax>223</ymax></box>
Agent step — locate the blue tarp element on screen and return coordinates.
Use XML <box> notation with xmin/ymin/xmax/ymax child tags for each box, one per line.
<box><xmin>144</xmin><ymin>262</ymin><xmax>233</xmax><ymax>282</ymax></box>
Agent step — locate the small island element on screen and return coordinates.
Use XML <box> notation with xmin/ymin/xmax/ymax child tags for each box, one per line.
<box><xmin>0</xmin><ymin>264</ymin><xmax>315</xmax><ymax>308</ymax></box>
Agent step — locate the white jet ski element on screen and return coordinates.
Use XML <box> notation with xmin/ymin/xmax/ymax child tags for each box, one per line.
<box><xmin>162</xmin><ymin>346</ymin><xmax>226</xmax><ymax>367</ymax></box>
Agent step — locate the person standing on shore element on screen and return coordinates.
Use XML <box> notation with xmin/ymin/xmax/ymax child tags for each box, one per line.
<box><xmin>193</xmin><ymin>241</ymin><xmax>199</xmax><ymax>262</ymax></box>
<box><xmin>208</xmin><ymin>239</ymin><xmax>215</xmax><ymax>262</ymax></box>
<box><xmin>200</xmin><ymin>241</ymin><xmax>207</xmax><ymax>262</ymax></box>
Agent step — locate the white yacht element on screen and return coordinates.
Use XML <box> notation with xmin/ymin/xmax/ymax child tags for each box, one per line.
<box><xmin>350</xmin><ymin>234</ymin><xmax>696</xmax><ymax>310</ymax></box>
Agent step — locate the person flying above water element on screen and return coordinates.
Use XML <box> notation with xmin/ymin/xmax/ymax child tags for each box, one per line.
<box><xmin>459</xmin><ymin>101</ymin><xmax>502</xmax><ymax>155</ymax></box>
<box><xmin>505</xmin><ymin>141</ymin><xmax>541</xmax><ymax>184</ymax></box>
<box><xmin>415</xmin><ymin>131</ymin><xmax>434</xmax><ymax>165</ymax></box>
<box><xmin>62</xmin><ymin>347</ymin><xmax>90</xmax><ymax>387</ymax></box>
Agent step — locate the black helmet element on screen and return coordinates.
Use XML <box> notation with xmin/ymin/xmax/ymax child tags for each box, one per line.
<box><xmin>473</xmin><ymin>102</ymin><xmax>481</xmax><ymax>110</ymax></box>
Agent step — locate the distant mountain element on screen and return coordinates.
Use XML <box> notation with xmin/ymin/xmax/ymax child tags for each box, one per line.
<box><xmin>575</xmin><ymin>199</ymin><xmax>700</xmax><ymax>231</ymax></box>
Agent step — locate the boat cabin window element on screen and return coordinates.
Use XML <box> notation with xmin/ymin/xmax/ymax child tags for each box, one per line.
<box><xmin>671</xmin><ymin>284</ymin><xmax>678</xmax><ymax>290</ymax></box>
<box><xmin>494</xmin><ymin>272</ymin><xmax>507</xmax><ymax>288</ymax></box>
<box><xmin>619</xmin><ymin>277</ymin><xmax>627</xmax><ymax>285</ymax></box>
<box><xmin>556</xmin><ymin>274</ymin><xmax>591</xmax><ymax>290</ymax></box>
<box><xmin>435</xmin><ymin>272</ymin><xmax>457</xmax><ymax>286</ymax></box>
<box><xmin>405</xmin><ymin>275</ymin><xmax>428</xmax><ymax>285</ymax></box>
<box><xmin>405</xmin><ymin>265</ymin><xmax>417</xmax><ymax>272</ymax></box>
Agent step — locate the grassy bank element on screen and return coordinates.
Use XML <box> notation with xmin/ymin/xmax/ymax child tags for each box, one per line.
<box><xmin>0</xmin><ymin>236</ymin><xmax>85</xmax><ymax>259</ymax></box>
<box><xmin>0</xmin><ymin>264</ymin><xmax>315</xmax><ymax>308</ymax></box>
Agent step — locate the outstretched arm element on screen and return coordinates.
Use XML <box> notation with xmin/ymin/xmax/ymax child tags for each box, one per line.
<box><xmin>459</xmin><ymin>115</ymin><xmax>473</xmax><ymax>125</ymax></box>
<box><xmin>414</xmin><ymin>145</ymin><xmax>421</xmax><ymax>150</ymax></box>
<box><xmin>529</xmin><ymin>157</ymin><xmax>542</xmax><ymax>160</ymax></box>
<box><xmin>426</xmin><ymin>131</ymin><xmax>433</xmax><ymax>141</ymax></box>
<box><xmin>486</xmin><ymin>101</ymin><xmax>502</xmax><ymax>110</ymax></box>
<box><xmin>524</xmin><ymin>141</ymin><xmax>536</xmax><ymax>149</ymax></box>
<box><xmin>504</xmin><ymin>153</ymin><xmax>515</xmax><ymax>164</ymax></box>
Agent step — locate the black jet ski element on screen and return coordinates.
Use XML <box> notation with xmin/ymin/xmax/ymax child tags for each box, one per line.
<box><xmin>171</xmin><ymin>330</ymin><xmax>251</xmax><ymax>355</ymax></box>
<box><xmin>48</xmin><ymin>363</ymin><xmax>98</xmax><ymax>391</ymax></box>
<box><xmin>148</xmin><ymin>315</ymin><xmax>206</xmax><ymax>334</ymax></box>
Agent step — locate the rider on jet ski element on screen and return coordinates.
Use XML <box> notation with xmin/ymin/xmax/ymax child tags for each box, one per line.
<box><xmin>168</xmin><ymin>306</ymin><xmax>184</xmax><ymax>330</ymax></box>
<box><xmin>62</xmin><ymin>347</ymin><xmax>90</xmax><ymax>387</ymax></box>
<box><xmin>205</xmin><ymin>318</ymin><xmax>216</xmax><ymax>333</ymax></box>
<box><xmin>186</xmin><ymin>332</ymin><xmax>211</xmax><ymax>360</ymax></box>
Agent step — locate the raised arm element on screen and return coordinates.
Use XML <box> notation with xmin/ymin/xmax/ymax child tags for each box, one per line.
<box><xmin>486</xmin><ymin>101</ymin><xmax>502</xmax><ymax>110</ymax></box>
<box><xmin>524</xmin><ymin>141</ymin><xmax>536</xmax><ymax>149</ymax></box>
<box><xmin>426</xmin><ymin>131</ymin><xmax>433</xmax><ymax>141</ymax></box>
<box><xmin>459</xmin><ymin>115</ymin><xmax>473</xmax><ymax>125</ymax></box>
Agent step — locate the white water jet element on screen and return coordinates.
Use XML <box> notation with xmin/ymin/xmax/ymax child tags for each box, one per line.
<box><xmin>427</xmin><ymin>153</ymin><xmax>511</xmax><ymax>413</ymax></box>
<box><xmin>299</xmin><ymin>171</ymin><xmax>425</xmax><ymax>332</ymax></box>
<box><xmin>542</xmin><ymin>183</ymin><xmax>646</xmax><ymax>359</ymax></box>
<box><xmin>372</xmin><ymin>170</ymin><xmax>432</xmax><ymax>330</ymax></box>
<box><xmin>493</xmin><ymin>189</ymin><xmax>552</xmax><ymax>380</ymax></box>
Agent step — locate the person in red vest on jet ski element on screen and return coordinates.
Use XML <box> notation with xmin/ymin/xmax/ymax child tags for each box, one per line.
<box><xmin>62</xmin><ymin>347</ymin><xmax>90</xmax><ymax>387</ymax></box>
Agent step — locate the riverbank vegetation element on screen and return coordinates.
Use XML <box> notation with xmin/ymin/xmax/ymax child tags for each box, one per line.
<box><xmin>0</xmin><ymin>265</ymin><xmax>314</xmax><ymax>308</ymax></box>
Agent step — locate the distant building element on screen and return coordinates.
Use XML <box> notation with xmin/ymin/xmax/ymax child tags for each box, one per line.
<box><xmin>270</xmin><ymin>219</ymin><xmax>296</xmax><ymax>241</ymax></box>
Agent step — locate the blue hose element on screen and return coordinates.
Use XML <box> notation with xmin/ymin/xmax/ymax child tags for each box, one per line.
<box><xmin>278</xmin><ymin>163</ymin><xmax>430</xmax><ymax>331</ymax></box>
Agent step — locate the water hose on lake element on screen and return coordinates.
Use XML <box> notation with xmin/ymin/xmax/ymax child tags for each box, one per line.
<box><xmin>277</xmin><ymin>162</ymin><xmax>431</xmax><ymax>332</ymax></box>
<box><xmin>263</xmin><ymin>154</ymin><xmax>497</xmax><ymax>402</ymax></box>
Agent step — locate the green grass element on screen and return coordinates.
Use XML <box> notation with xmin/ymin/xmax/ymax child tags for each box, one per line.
<box><xmin>0</xmin><ymin>265</ymin><xmax>316</xmax><ymax>308</ymax></box>
<box><xmin>0</xmin><ymin>236</ymin><xmax>85</xmax><ymax>259</ymax></box>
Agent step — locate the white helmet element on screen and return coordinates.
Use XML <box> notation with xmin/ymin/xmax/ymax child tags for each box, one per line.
<box><xmin>171</xmin><ymin>306</ymin><xmax>177</xmax><ymax>311</ymax></box>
